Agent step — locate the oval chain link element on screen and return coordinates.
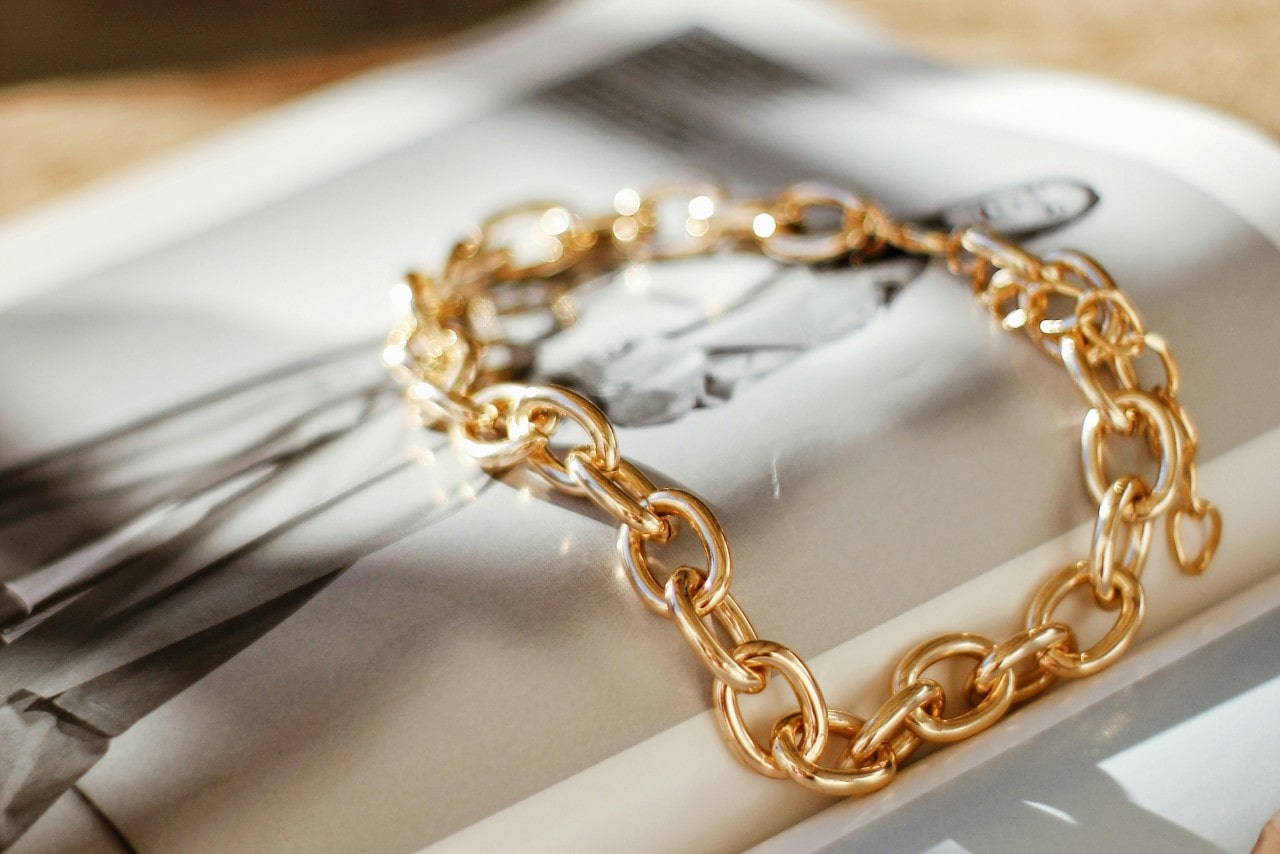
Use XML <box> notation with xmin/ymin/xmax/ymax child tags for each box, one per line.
<box><xmin>893</xmin><ymin>634</ymin><xmax>1017</xmax><ymax>744</ymax></box>
<box><xmin>712</xmin><ymin>640</ymin><xmax>829</xmax><ymax>779</ymax></box>
<box><xmin>387</xmin><ymin>182</ymin><xmax>1220</xmax><ymax>801</ymax></box>
<box><xmin>771</xmin><ymin>708</ymin><xmax>896</xmax><ymax>797</ymax></box>
<box><xmin>619</xmin><ymin>489</ymin><xmax>733</xmax><ymax>617</ymax></box>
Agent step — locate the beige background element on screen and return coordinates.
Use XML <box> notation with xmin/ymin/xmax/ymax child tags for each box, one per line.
<box><xmin>0</xmin><ymin>0</ymin><xmax>1277</xmax><ymax>220</ymax></box>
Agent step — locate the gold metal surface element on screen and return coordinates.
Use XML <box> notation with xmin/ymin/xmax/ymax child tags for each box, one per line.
<box><xmin>1087</xmin><ymin>476</ymin><xmax>1156</xmax><ymax>600</ymax></box>
<box><xmin>666</xmin><ymin>567</ymin><xmax>763</xmax><ymax>694</ymax></box>
<box><xmin>970</xmin><ymin>623</ymin><xmax>1075</xmax><ymax>705</ymax></box>
<box><xmin>771</xmin><ymin>708</ymin><xmax>895</xmax><ymax>797</ymax></box>
<box><xmin>620</xmin><ymin>489</ymin><xmax>733</xmax><ymax>617</ymax></box>
<box><xmin>894</xmin><ymin>634</ymin><xmax>1016</xmax><ymax>743</ymax></box>
<box><xmin>713</xmin><ymin>640</ymin><xmax>829</xmax><ymax>779</ymax></box>
<box><xmin>1028</xmin><ymin>562</ymin><xmax>1146</xmax><ymax>678</ymax></box>
<box><xmin>386</xmin><ymin>181</ymin><xmax>1221</xmax><ymax>799</ymax></box>
<box><xmin>516</xmin><ymin>384</ymin><xmax>619</xmax><ymax>495</ymax></box>
<box><xmin>1082</xmin><ymin>389</ymin><xmax>1181</xmax><ymax>520</ymax></box>
<box><xmin>847</xmin><ymin>680</ymin><xmax>939</xmax><ymax>764</ymax></box>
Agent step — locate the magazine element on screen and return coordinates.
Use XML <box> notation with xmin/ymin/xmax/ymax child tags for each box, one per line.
<box><xmin>2</xmin><ymin>0</ymin><xmax>1279</xmax><ymax>850</ymax></box>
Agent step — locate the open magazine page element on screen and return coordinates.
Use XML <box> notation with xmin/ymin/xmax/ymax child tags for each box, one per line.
<box><xmin>1</xmin><ymin>1</ymin><xmax>1278</xmax><ymax>851</ymax></box>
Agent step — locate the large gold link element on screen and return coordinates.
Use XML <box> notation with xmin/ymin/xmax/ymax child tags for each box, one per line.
<box><xmin>1115</xmin><ymin>331</ymin><xmax>1180</xmax><ymax>397</ymax></box>
<box><xmin>970</xmin><ymin>622</ymin><xmax>1075</xmax><ymax>705</ymax></box>
<box><xmin>515</xmin><ymin>385</ymin><xmax>620</xmax><ymax>495</ymax></box>
<box><xmin>1028</xmin><ymin>250</ymin><xmax>1118</xmax><ymax>360</ymax></box>
<box><xmin>761</xmin><ymin>182</ymin><xmax>871</xmax><ymax>263</ymax></box>
<box><xmin>445</xmin><ymin>383</ymin><xmax>546</xmax><ymax>468</ymax></box>
<box><xmin>1087</xmin><ymin>476</ymin><xmax>1156</xmax><ymax>600</ymax></box>
<box><xmin>613</xmin><ymin>181</ymin><xmax>726</xmax><ymax>261</ymax></box>
<box><xmin>1081</xmin><ymin>389</ymin><xmax>1182</xmax><ymax>520</ymax></box>
<box><xmin>893</xmin><ymin>633</ymin><xmax>1017</xmax><ymax>743</ymax></box>
<box><xmin>1061</xmin><ymin>329</ymin><xmax>1131</xmax><ymax>431</ymax></box>
<box><xmin>665</xmin><ymin>567</ymin><xmax>764</xmax><ymax>693</ymax></box>
<box><xmin>566</xmin><ymin>450</ymin><xmax>669</xmax><ymax>540</ymax></box>
<box><xmin>848</xmin><ymin>680</ymin><xmax>939</xmax><ymax>763</ymax></box>
<box><xmin>1028</xmin><ymin>561</ymin><xmax>1146</xmax><ymax>678</ymax></box>
<box><xmin>619</xmin><ymin>489</ymin><xmax>733</xmax><ymax>617</ymax></box>
<box><xmin>477</xmin><ymin>201</ymin><xmax>596</xmax><ymax>280</ymax></box>
<box><xmin>387</xmin><ymin>181</ymin><xmax>1220</xmax><ymax>803</ymax></box>
<box><xmin>771</xmin><ymin>708</ymin><xmax>896</xmax><ymax>797</ymax></box>
<box><xmin>712</xmin><ymin>640</ymin><xmax>829</xmax><ymax>779</ymax></box>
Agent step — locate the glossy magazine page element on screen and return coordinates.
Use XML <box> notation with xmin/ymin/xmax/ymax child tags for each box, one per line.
<box><xmin>1</xmin><ymin>1</ymin><xmax>1279</xmax><ymax>851</ymax></box>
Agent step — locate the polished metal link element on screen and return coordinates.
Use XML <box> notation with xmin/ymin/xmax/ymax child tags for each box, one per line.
<box><xmin>665</xmin><ymin>567</ymin><xmax>763</xmax><ymax>693</ymax></box>
<box><xmin>619</xmin><ymin>488</ymin><xmax>733</xmax><ymax>617</ymax></box>
<box><xmin>478</xmin><ymin>201</ymin><xmax>596</xmax><ymax>280</ymax></box>
<box><xmin>1115</xmin><ymin>331</ymin><xmax>1180</xmax><ymax>397</ymax></box>
<box><xmin>1087</xmin><ymin>476</ymin><xmax>1156</xmax><ymax>600</ymax></box>
<box><xmin>761</xmin><ymin>182</ymin><xmax>871</xmax><ymax>262</ymax></box>
<box><xmin>1081</xmin><ymin>389</ymin><xmax>1182</xmax><ymax>520</ymax></box>
<box><xmin>862</xmin><ymin>203</ymin><xmax>947</xmax><ymax>256</ymax></box>
<box><xmin>771</xmin><ymin>708</ymin><xmax>895</xmax><ymax>797</ymax></box>
<box><xmin>712</xmin><ymin>640</ymin><xmax>829</xmax><ymax>779</ymax></box>
<box><xmin>847</xmin><ymin>679</ymin><xmax>939</xmax><ymax>764</ymax></box>
<box><xmin>516</xmin><ymin>385</ymin><xmax>620</xmax><ymax>495</ymax></box>
<box><xmin>982</xmin><ymin>266</ymin><xmax>1037</xmax><ymax>331</ymax></box>
<box><xmin>1024</xmin><ymin>249</ymin><xmax>1117</xmax><ymax>360</ymax></box>
<box><xmin>445</xmin><ymin>383</ymin><xmax>546</xmax><ymax>468</ymax></box>
<box><xmin>566</xmin><ymin>451</ymin><xmax>669</xmax><ymax>540</ymax></box>
<box><xmin>1075</xmin><ymin>287</ymin><xmax>1147</xmax><ymax>363</ymax></box>
<box><xmin>1061</xmin><ymin>330</ymin><xmax>1131</xmax><ymax>431</ymax></box>
<box><xmin>404</xmin><ymin>381</ymin><xmax>489</xmax><ymax>429</ymax></box>
<box><xmin>615</xmin><ymin>181</ymin><xmax>727</xmax><ymax>261</ymax></box>
<box><xmin>958</xmin><ymin>227</ymin><xmax>1043</xmax><ymax>279</ymax></box>
<box><xmin>387</xmin><ymin>181</ymin><xmax>1220</xmax><ymax>802</ymax></box>
<box><xmin>970</xmin><ymin>622</ymin><xmax>1075</xmax><ymax>705</ymax></box>
<box><xmin>893</xmin><ymin>633</ymin><xmax>1017</xmax><ymax>744</ymax></box>
<box><xmin>1027</xmin><ymin>561</ymin><xmax>1146</xmax><ymax>678</ymax></box>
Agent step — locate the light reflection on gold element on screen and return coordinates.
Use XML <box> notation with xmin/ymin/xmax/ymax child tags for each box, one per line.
<box><xmin>381</xmin><ymin>344</ymin><xmax>406</xmax><ymax>367</ymax></box>
<box><xmin>613</xmin><ymin>187</ymin><xmax>641</xmax><ymax>216</ymax></box>
<box><xmin>1002</xmin><ymin>307</ymin><xmax>1030</xmax><ymax>331</ymax></box>
<box><xmin>752</xmin><ymin>212</ymin><xmax>777</xmax><ymax>239</ymax></box>
<box><xmin>612</xmin><ymin>217</ymin><xmax>640</xmax><ymax>242</ymax></box>
<box><xmin>388</xmin><ymin>281</ymin><xmax>413</xmax><ymax>313</ymax></box>
<box><xmin>381</xmin><ymin>182</ymin><xmax>1219</xmax><ymax>801</ymax></box>
<box><xmin>541</xmin><ymin>206</ymin><xmax>571</xmax><ymax>236</ymax></box>
<box><xmin>688</xmin><ymin>194</ymin><xmax>715</xmax><ymax>220</ymax></box>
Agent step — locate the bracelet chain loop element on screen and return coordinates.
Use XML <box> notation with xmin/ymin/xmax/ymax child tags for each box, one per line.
<box><xmin>386</xmin><ymin>181</ymin><xmax>1220</xmax><ymax>799</ymax></box>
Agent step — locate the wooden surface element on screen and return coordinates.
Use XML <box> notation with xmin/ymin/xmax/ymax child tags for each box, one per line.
<box><xmin>1</xmin><ymin>0</ymin><xmax>1277</xmax><ymax>219</ymax></box>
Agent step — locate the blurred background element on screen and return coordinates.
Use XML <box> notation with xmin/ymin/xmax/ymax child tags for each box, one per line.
<box><xmin>1</xmin><ymin>0</ymin><xmax>1277</xmax><ymax>219</ymax></box>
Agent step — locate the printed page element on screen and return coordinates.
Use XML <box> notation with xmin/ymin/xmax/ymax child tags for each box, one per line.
<box><xmin>1</xmin><ymin>0</ymin><xmax>1278</xmax><ymax>851</ymax></box>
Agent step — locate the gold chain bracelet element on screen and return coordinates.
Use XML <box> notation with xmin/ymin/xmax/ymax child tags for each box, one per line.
<box><xmin>382</xmin><ymin>181</ymin><xmax>1222</xmax><ymax>797</ymax></box>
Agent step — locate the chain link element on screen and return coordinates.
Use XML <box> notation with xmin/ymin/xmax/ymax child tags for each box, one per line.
<box><xmin>386</xmin><ymin>181</ymin><xmax>1221</xmax><ymax>799</ymax></box>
